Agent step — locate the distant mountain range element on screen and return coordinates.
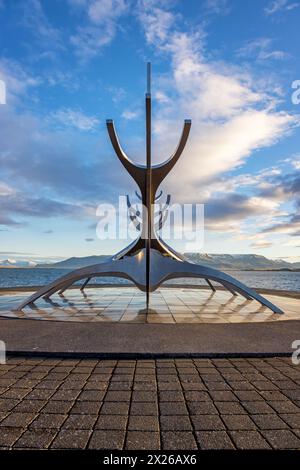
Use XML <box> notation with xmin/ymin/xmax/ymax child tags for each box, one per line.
<box><xmin>1</xmin><ymin>253</ymin><xmax>298</xmax><ymax>271</ymax></box>
<box><xmin>1</xmin><ymin>253</ymin><xmax>299</xmax><ymax>270</ymax></box>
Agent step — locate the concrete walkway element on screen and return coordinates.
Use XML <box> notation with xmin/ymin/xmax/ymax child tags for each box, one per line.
<box><xmin>1</xmin><ymin>318</ymin><xmax>300</xmax><ymax>356</ymax></box>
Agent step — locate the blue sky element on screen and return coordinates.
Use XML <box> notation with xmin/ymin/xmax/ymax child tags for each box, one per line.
<box><xmin>0</xmin><ymin>0</ymin><xmax>299</xmax><ymax>264</ymax></box>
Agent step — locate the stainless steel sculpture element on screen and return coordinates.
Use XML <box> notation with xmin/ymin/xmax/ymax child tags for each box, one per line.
<box><xmin>17</xmin><ymin>64</ymin><xmax>283</xmax><ymax>314</ymax></box>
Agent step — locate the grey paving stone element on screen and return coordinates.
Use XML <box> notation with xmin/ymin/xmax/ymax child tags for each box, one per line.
<box><xmin>158</xmin><ymin>382</ymin><xmax>182</xmax><ymax>391</ymax></box>
<box><xmin>77</xmin><ymin>390</ymin><xmax>106</xmax><ymax>401</ymax></box>
<box><xmin>268</xmin><ymin>400</ymin><xmax>300</xmax><ymax>414</ymax></box>
<box><xmin>0</xmin><ymin>427</ymin><xmax>24</xmax><ymax>447</ymax></box>
<box><xmin>41</xmin><ymin>400</ymin><xmax>73</xmax><ymax>414</ymax></box>
<box><xmin>130</xmin><ymin>402</ymin><xmax>158</xmax><ymax>416</ymax></box>
<box><xmin>30</xmin><ymin>413</ymin><xmax>67</xmax><ymax>429</ymax></box>
<box><xmin>70</xmin><ymin>401</ymin><xmax>102</xmax><ymax>414</ymax></box>
<box><xmin>105</xmin><ymin>391</ymin><xmax>131</xmax><ymax>402</ymax></box>
<box><xmin>128</xmin><ymin>416</ymin><xmax>159</xmax><ymax>431</ymax></box>
<box><xmin>184</xmin><ymin>391</ymin><xmax>211</xmax><ymax>401</ymax></box>
<box><xmin>0</xmin><ymin>399</ymin><xmax>20</xmax><ymax>412</ymax></box>
<box><xmin>14</xmin><ymin>399</ymin><xmax>47</xmax><ymax>413</ymax></box>
<box><xmin>209</xmin><ymin>391</ymin><xmax>238</xmax><ymax>401</ymax></box>
<box><xmin>279</xmin><ymin>413</ymin><xmax>300</xmax><ymax>429</ymax></box>
<box><xmin>160</xmin><ymin>415</ymin><xmax>192</xmax><ymax>431</ymax></box>
<box><xmin>51</xmin><ymin>389</ymin><xmax>81</xmax><ymax>401</ymax></box>
<box><xmin>162</xmin><ymin>431</ymin><xmax>197</xmax><ymax>450</ymax></box>
<box><xmin>160</xmin><ymin>402</ymin><xmax>188</xmax><ymax>415</ymax></box>
<box><xmin>0</xmin><ymin>412</ymin><xmax>36</xmax><ymax>427</ymax></box>
<box><xmin>89</xmin><ymin>430</ymin><xmax>125</xmax><ymax>450</ymax></box>
<box><xmin>241</xmin><ymin>401</ymin><xmax>275</xmax><ymax>414</ymax></box>
<box><xmin>51</xmin><ymin>429</ymin><xmax>91</xmax><ymax>449</ymax></box>
<box><xmin>191</xmin><ymin>415</ymin><xmax>225</xmax><ymax>431</ymax></box>
<box><xmin>215</xmin><ymin>401</ymin><xmax>246</xmax><ymax>415</ymax></box>
<box><xmin>221</xmin><ymin>414</ymin><xmax>256</xmax><ymax>430</ymax></box>
<box><xmin>196</xmin><ymin>431</ymin><xmax>234</xmax><ymax>449</ymax></box>
<box><xmin>63</xmin><ymin>414</ymin><xmax>98</xmax><ymax>430</ymax></box>
<box><xmin>251</xmin><ymin>414</ymin><xmax>288</xmax><ymax>430</ymax></box>
<box><xmin>159</xmin><ymin>391</ymin><xmax>184</xmax><ymax>401</ymax></box>
<box><xmin>96</xmin><ymin>415</ymin><xmax>128</xmax><ymax>430</ymax></box>
<box><xmin>262</xmin><ymin>429</ymin><xmax>300</xmax><ymax>449</ymax></box>
<box><xmin>1</xmin><ymin>388</ymin><xmax>29</xmax><ymax>400</ymax></box>
<box><xmin>187</xmin><ymin>401</ymin><xmax>218</xmax><ymax>415</ymax></box>
<box><xmin>230</xmin><ymin>431</ymin><xmax>270</xmax><ymax>449</ymax></box>
<box><xmin>132</xmin><ymin>391</ymin><xmax>157</xmax><ymax>402</ymax></box>
<box><xmin>125</xmin><ymin>431</ymin><xmax>160</xmax><ymax>450</ymax></box>
<box><xmin>259</xmin><ymin>390</ymin><xmax>289</xmax><ymax>401</ymax></box>
<box><xmin>14</xmin><ymin>429</ymin><xmax>57</xmax><ymax>449</ymax></box>
<box><xmin>234</xmin><ymin>390</ymin><xmax>263</xmax><ymax>401</ymax></box>
<box><xmin>100</xmin><ymin>401</ymin><xmax>130</xmax><ymax>415</ymax></box>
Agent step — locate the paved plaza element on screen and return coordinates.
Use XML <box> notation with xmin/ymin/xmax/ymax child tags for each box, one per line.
<box><xmin>0</xmin><ymin>356</ymin><xmax>300</xmax><ymax>450</ymax></box>
<box><xmin>0</xmin><ymin>287</ymin><xmax>299</xmax><ymax>323</ymax></box>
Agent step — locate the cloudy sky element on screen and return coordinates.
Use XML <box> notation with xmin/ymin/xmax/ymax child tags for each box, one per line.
<box><xmin>0</xmin><ymin>0</ymin><xmax>300</xmax><ymax>263</ymax></box>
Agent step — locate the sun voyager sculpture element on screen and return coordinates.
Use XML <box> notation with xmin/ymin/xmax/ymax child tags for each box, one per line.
<box><xmin>17</xmin><ymin>64</ymin><xmax>283</xmax><ymax>314</ymax></box>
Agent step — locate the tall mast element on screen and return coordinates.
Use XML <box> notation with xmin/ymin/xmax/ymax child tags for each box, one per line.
<box><xmin>145</xmin><ymin>62</ymin><xmax>152</xmax><ymax>308</ymax></box>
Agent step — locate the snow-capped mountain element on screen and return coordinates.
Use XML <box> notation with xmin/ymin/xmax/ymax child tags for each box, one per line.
<box><xmin>0</xmin><ymin>259</ymin><xmax>37</xmax><ymax>267</ymax></box>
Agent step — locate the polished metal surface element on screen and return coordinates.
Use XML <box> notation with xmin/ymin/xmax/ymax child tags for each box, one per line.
<box><xmin>17</xmin><ymin>64</ymin><xmax>283</xmax><ymax>314</ymax></box>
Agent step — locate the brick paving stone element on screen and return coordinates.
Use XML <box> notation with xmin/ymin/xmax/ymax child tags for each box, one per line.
<box><xmin>184</xmin><ymin>391</ymin><xmax>211</xmax><ymax>401</ymax></box>
<box><xmin>162</xmin><ymin>431</ymin><xmax>197</xmax><ymax>450</ymax></box>
<box><xmin>63</xmin><ymin>414</ymin><xmax>98</xmax><ymax>430</ymax></box>
<box><xmin>13</xmin><ymin>399</ymin><xmax>47</xmax><ymax>413</ymax></box>
<box><xmin>187</xmin><ymin>401</ymin><xmax>218</xmax><ymax>415</ymax></box>
<box><xmin>0</xmin><ymin>412</ymin><xmax>36</xmax><ymax>427</ymax></box>
<box><xmin>196</xmin><ymin>431</ymin><xmax>234</xmax><ymax>449</ymax></box>
<box><xmin>241</xmin><ymin>401</ymin><xmax>275</xmax><ymax>414</ymax></box>
<box><xmin>0</xmin><ymin>427</ymin><xmax>24</xmax><ymax>447</ymax></box>
<box><xmin>70</xmin><ymin>401</ymin><xmax>102</xmax><ymax>415</ymax></box>
<box><xmin>229</xmin><ymin>381</ymin><xmax>255</xmax><ymax>391</ymax></box>
<box><xmin>125</xmin><ymin>431</ymin><xmax>160</xmax><ymax>450</ymax></box>
<box><xmin>25</xmin><ymin>389</ymin><xmax>55</xmax><ymax>400</ymax></box>
<box><xmin>229</xmin><ymin>431</ymin><xmax>270</xmax><ymax>449</ymax></box>
<box><xmin>268</xmin><ymin>400</ymin><xmax>300</xmax><ymax>414</ymax></box>
<box><xmin>51</xmin><ymin>389</ymin><xmax>80</xmax><ymax>401</ymax></box>
<box><xmin>205</xmin><ymin>382</ymin><xmax>231</xmax><ymax>391</ymax></box>
<box><xmin>130</xmin><ymin>402</ymin><xmax>158</xmax><ymax>416</ymax></box>
<box><xmin>160</xmin><ymin>415</ymin><xmax>192</xmax><ymax>431</ymax></box>
<box><xmin>262</xmin><ymin>430</ymin><xmax>300</xmax><ymax>449</ymax></box>
<box><xmin>89</xmin><ymin>430</ymin><xmax>125</xmax><ymax>450</ymax></box>
<box><xmin>14</xmin><ymin>429</ymin><xmax>57</xmax><ymax>449</ymax></box>
<box><xmin>1</xmin><ymin>388</ymin><xmax>29</xmax><ymax>400</ymax></box>
<box><xmin>30</xmin><ymin>413</ymin><xmax>67</xmax><ymax>429</ymax></box>
<box><xmin>132</xmin><ymin>391</ymin><xmax>157</xmax><ymax>402</ymax></box>
<box><xmin>105</xmin><ymin>391</ymin><xmax>131</xmax><ymax>402</ymax></box>
<box><xmin>41</xmin><ymin>400</ymin><xmax>73</xmax><ymax>414</ymax></box>
<box><xmin>158</xmin><ymin>382</ymin><xmax>182</xmax><ymax>391</ymax></box>
<box><xmin>251</xmin><ymin>414</ymin><xmax>288</xmax><ymax>430</ymax></box>
<box><xmin>279</xmin><ymin>413</ymin><xmax>300</xmax><ymax>428</ymax></box>
<box><xmin>128</xmin><ymin>416</ymin><xmax>159</xmax><ymax>431</ymax></box>
<box><xmin>77</xmin><ymin>390</ymin><xmax>106</xmax><ymax>401</ymax></box>
<box><xmin>221</xmin><ymin>414</ymin><xmax>256</xmax><ymax>430</ymax></box>
<box><xmin>252</xmin><ymin>381</ymin><xmax>278</xmax><ymax>391</ymax></box>
<box><xmin>108</xmin><ymin>382</ymin><xmax>132</xmax><ymax>391</ymax></box>
<box><xmin>191</xmin><ymin>415</ymin><xmax>225</xmax><ymax>431</ymax></box>
<box><xmin>215</xmin><ymin>401</ymin><xmax>246</xmax><ymax>415</ymax></box>
<box><xmin>234</xmin><ymin>390</ymin><xmax>263</xmax><ymax>401</ymax></box>
<box><xmin>159</xmin><ymin>391</ymin><xmax>184</xmax><ymax>401</ymax></box>
<box><xmin>95</xmin><ymin>415</ymin><xmax>128</xmax><ymax>430</ymax></box>
<box><xmin>100</xmin><ymin>401</ymin><xmax>130</xmax><ymax>415</ymax></box>
<box><xmin>209</xmin><ymin>391</ymin><xmax>238</xmax><ymax>401</ymax></box>
<box><xmin>0</xmin><ymin>399</ymin><xmax>20</xmax><ymax>412</ymax></box>
<box><xmin>160</xmin><ymin>402</ymin><xmax>188</xmax><ymax>415</ymax></box>
<box><xmin>35</xmin><ymin>380</ymin><xmax>62</xmax><ymax>390</ymax></box>
<box><xmin>259</xmin><ymin>390</ymin><xmax>289</xmax><ymax>401</ymax></box>
<box><xmin>51</xmin><ymin>429</ymin><xmax>91</xmax><ymax>449</ymax></box>
<box><xmin>282</xmin><ymin>390</ymin><xmax>300</xmax><ymax>401</ymax></box>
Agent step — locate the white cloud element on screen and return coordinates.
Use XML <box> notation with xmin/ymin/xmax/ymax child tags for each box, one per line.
<box><xmin>136</xmin><ymin>5</ymin><xmax>299</xmax><ymax>201</ymax></box>
<box><xmin>0</xmin><ymin>59</ymin><xmax>41</xmax><ymax>104</ymax></box>
<box><xmin>70</xmin><ymin>0</ymin><xmax>129</xmax><ymax>61</ymax></box>
<box><xmin>265</xmin><ymin>0</ymin><xmax>299</xmax><ymax>15</ymax></box>
<box><xmin>121</xmin><ymin>109</ymin><xmax>139</xmax><ymax>120</ymax></box>
<box><xmin>50</xmin><ymin>108</ymin><xmax>100</xmax><ymax>131</ymax></box>
<box><xmin>237</xmin><ymin>38</ymin><xmax>288</xmax><ymax>61</ymax></box>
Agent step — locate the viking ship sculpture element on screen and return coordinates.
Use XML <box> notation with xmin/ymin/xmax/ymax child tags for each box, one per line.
<box><xmin>17</xmin><ymin>64</ymin><xmax>283</xmax><ymax>314</ymax></box>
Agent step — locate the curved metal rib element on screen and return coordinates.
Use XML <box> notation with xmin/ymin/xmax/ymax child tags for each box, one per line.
<box><xmin>152</xmin><ymin>120</ymin><xmax>191</xmax><ymax>189</ymax></box>
<box><xmin>106</xmin><ymin>120</ymin><xmax>145</xmax><ymax>188</ymax></box>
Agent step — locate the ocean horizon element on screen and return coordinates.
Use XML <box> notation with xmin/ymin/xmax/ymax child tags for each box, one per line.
<box><xmin>0</xmin><ymin>267</ymin><xmax>299</xmax><ymax>292</ymax></box>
